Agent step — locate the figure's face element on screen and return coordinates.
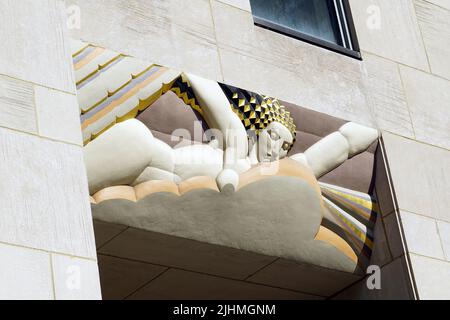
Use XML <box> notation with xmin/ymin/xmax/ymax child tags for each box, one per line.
<box><xmin>257</xmin><ymin>122</ymin><xmax>294</xmax><ymax>162</ymax></box>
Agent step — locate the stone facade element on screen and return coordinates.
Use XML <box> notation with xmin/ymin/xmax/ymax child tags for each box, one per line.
<box><xmin>65</xmin><ymin>0</ymin><xmax>450</xmax><ymax>300</ymax></box>
<box><xmin>0</xmin><ymin>0</ymin><xmax>448</xmax><ymax>299</ymax></box>
<box><xmin>0</xmin><ymin>0</ymin><xmax>101</xmax><ymax>299</ymax></box>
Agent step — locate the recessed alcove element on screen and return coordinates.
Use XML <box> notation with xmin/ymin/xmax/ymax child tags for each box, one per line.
<box><xmin>72</xmin><ymin>39</ymin><xmax>413</xmax><ymax>299</ymax></box>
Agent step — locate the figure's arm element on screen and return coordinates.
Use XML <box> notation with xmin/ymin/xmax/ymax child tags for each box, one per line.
<box><xmin>184</xmin><ymin>73</ymin><xmax>252</xmax><ymax>190</ymax></box>
<box><xmin>184</xmin><ymin>73</ymin><xmax>249</xmax><ymax>170</ymax></box>
<box><xmin>290</xmin><ymin>122</ymin><xmax>379</xmax><ymax>178</ymax></box>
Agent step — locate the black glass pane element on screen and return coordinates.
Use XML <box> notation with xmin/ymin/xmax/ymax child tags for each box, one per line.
<box><xmin>250</xmin><ymin>0</ymin><xmax>341</xmax><ymax>45</ymax></box>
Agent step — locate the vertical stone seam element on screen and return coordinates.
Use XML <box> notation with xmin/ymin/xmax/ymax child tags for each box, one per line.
<box><xmin>208</xmin><ymin>0</ymin><xmax>226</xmax><ymax>82</ymax></box>
<box><xmin>49</xmin><ymin>253</ymin><xmax>57</xmax><ymax>300</ymax></box>
<box><xmin>411</xmin><ymin>0</ymin><xmax>433</xmax><ymax>73</ymax></box>
<box><xmin>359</xmin><ymin>55</ymin><xmax>383</xmax><ymax>133</ymax></box>
<box><xmin>32</xmin><ymin>85</ymin><xmax>41</xmax><ymax>137</ymax></box>
<box><xmin>421</xmin><ymin>0</ymin><xmax>450</xmax><ymax>11</ymax></box>
<box><xmin>435</xmin><ymin>220</ymin><xmax>449</xmax><ymax>261</ymax></box>
<box><xmin>216</xmin><ymin>0</ymin><xmax>251</xmax><ymax>12</ymax></box>
<box><xmin>357</xmin><ymin>51</ymin><xmax>450</xmax><ymax>83</ymax></box>
<box><xmin>396</xmin><ymin>64</ymin><xmax>418</xmax><ymax>140</ymax></box>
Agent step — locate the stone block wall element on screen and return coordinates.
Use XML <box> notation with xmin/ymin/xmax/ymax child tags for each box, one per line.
<box><xmin>0</xmin><ymin>0</ymin><xmax>101</xmax><ymax>299</ymax></box>
<box><xmin>1</xmin><ymin>0</ymin><xmax>448</xmax><ymax>299</ymax></box>
<box><xmin>66</xmin><ymin>0</ymin><xmax>450</xmax><ymax>299</ymax></box>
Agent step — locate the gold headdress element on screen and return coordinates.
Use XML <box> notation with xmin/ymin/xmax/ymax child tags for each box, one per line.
<box><xmin>219</xmin><ymin>84</ymin><xmax>296</xmax><ymax>138</ymax></box>
<box><xmin>168</xmin><ymin>78</ymin><xmax>296</xmax><ymax>142</ymax></box>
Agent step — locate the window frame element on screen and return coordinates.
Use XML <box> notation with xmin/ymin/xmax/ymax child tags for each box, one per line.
<box><xmin>251</xmin><ymin>0</ymin><xmax>361</xmax><ymax>60</ymax></box>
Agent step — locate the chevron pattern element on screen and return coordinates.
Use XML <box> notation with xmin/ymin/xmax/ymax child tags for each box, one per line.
<box><xmin>71</xmin><ymin>40</ymin><xmax>181</xmax><ymax>144</ymax></box>
<box><xmin>219</xmin><ymin>83</ymin><xmax>296</xmax><ymax>139</ymax></box>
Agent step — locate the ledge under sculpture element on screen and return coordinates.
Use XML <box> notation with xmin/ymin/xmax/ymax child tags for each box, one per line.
<box><xmin>73</xmin><ymin>40</ymin><xmax>379</xmax><ymax>274</ymax></box>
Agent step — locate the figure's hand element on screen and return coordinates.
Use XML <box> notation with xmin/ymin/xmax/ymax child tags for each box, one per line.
<box><xmin>339</xmin><ymin>122</ymin><xmax>379</xmax><ymax>158</ymax></box>
<box><xmin>216</xmin><ymin>169</ymin><xmax>239</xmax><ymax>193</ymax></box>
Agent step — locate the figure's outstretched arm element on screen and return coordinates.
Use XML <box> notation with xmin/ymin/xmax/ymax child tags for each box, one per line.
<box><xmin>290</xmin><ymin>122</ymin><xmax>379</xmax><ymax>178</ymax></box>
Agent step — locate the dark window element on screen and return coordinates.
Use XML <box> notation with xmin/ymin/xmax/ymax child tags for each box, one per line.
<box><xmin>250</xmin><ymin>0</ymin><xmax>360</xmax><ymax>59</ymax></box>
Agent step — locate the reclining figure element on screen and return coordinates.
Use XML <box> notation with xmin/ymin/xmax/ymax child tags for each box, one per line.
<box><xmin>84</xmin><ymin>73</ymin><xmax>379</xmax><ymax>195</ymax></box>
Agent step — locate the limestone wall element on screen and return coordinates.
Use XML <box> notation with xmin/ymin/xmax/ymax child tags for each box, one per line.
<box><xmin>66</xmin><ymin>0</ymin><xmax>450</xmax><ymax>299</ymax></box>
<box><xmin>0</xmin><ymin>0</ymin><xmax>101</xmax><ymax>299</ymax></box>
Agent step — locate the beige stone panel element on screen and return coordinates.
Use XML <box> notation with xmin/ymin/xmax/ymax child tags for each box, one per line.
<box><xmin>415</xmin><ymin>0</ymin><xmax>450</xmax><ymax>80</ymax></box>
<box><xmin>0</xmin><ymin>75</ymin><xmax>37</xmax><ymax>134</ymax></box>
<box><xmin>410</xmin><ymin>253</ymin><xmax>450</xmax><ymax>300</ymax></box>
<box><xmin>0</xmin><ymin>0</ymin><xmax>75</xmax><ymax>92</ymax></box>
<box><xmin>219</xmin><ymin>47</ymin><xmax>374</xmax><ymax>127</ymax></box>
<box><xmin>216</xmin><ymin>0</ymin><xmax>251</xmax><ymax>12</ymax></box>
<box><xmin>437</xmin><ymin>221</ymin><xmax>450</xmax><ymax>261</ymax></box>
<box><xmin>362</xmin><ymin>53</ymin><xmax>414</xmax><ymax>138</ymax></box>
<box><xmin>35</xmin><ymin>86</ymin><xmax>82</xmax><ymax>146</ymax></box>
<box><xmin>400</xmin><ymin>211</ymin><xmax>445</xmax><ymax>259</ymax></box>
<box><xmin>424</xmin><ymin>0</ymin><xmax>450</xmax><ymax>10</ymax></box>
<box><xmin>0</xmin><ymin>243</ymin><xmax>53</xmax><ymax>300</ymax></box>
<box><xmin>211</xmin><ymin>1</ymin><xmax>374</xmax><ymax>126</ymax></box>
<box><xmin>51</xmin><ymin>254</ymin><xmax>101</xmax><ymax>300</ymax></box>
<box><xmin>66</xmin><ymin>0</ymin><xmax>222</xmax><ymax>81</ymax></box>
<box><xmin>399</xmin><ymin>65</ymin><xmax>450</xmax><ymax>149</ymax></box>
<box><xmin>348</xmin><ymin>0</ymin><xmax>429</xmax><ymax>71</ymax></box>
<box><xmin>212</xmin><ymin>1</ymin><xmax>363</xmax><ymax>77</ymax></box>
<box><xmin>0</xmin><ymin>127</ymin><xmax>96</xmax><ymax>259</ymax></box>
<box><xmin>382</xmin><ymin>132</ymin><xmax>450</xmax><ymax>223</ymax></box>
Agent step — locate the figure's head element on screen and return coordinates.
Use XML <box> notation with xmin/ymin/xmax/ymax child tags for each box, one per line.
<box><xmin>257</xmin><ymin>121</ymin><xmax>294</xmax><ymax>162</ymax></box>
<box><xmin>219</xmin><ymin>84</ymin><xmax>297</xmax><ymax>161</ymax></box>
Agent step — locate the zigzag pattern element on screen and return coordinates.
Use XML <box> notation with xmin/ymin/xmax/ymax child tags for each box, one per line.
<box><xmin>219</xmin><ymin>83</ymin><xmax>296</xmax><ymax>139</ymax></box>
<box><xmin>169</xmin><ymin>75</ymin><xmax>203</xmax><ymax>116</ymax></box>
